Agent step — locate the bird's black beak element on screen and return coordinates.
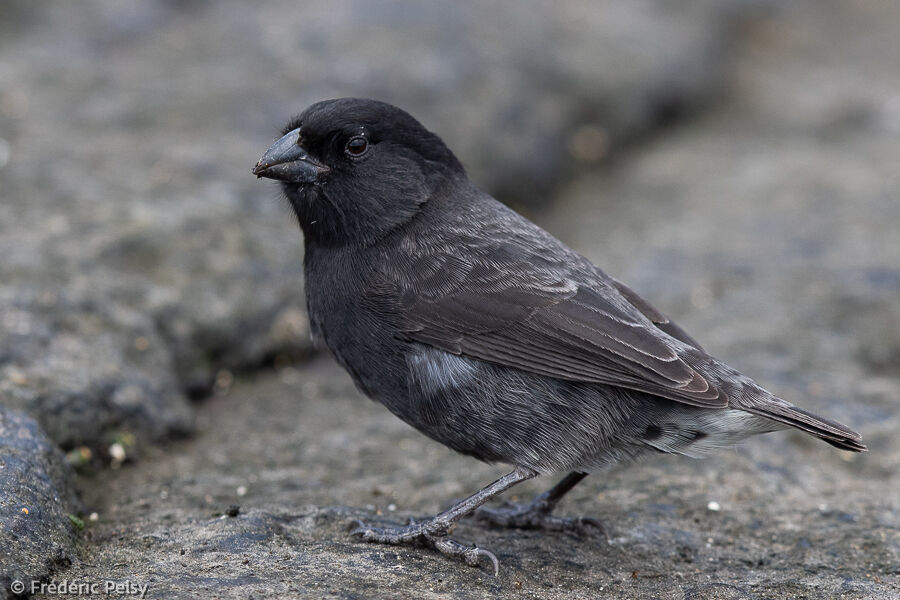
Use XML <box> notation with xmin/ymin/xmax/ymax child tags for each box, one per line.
<box><xmin>252</xmin><ymin>128</ymin><xmax>330</xmax><ymax>183</ymax></box>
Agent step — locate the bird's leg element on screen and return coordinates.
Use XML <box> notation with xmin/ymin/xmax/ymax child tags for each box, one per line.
<box><xmin>474</xmin><ymin>471</ymin><xmax>602</xmax><ymax>533</ymax></box>
<box><xmin>350</xmin><ymin>467</ymin><xmax>536</xmax><ymax>575</ymax></box>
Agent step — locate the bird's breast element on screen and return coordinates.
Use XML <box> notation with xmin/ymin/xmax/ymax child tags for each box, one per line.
<box><xmin>303</xmin><ymin>246</ymin><xmax>409</xmax><ymax>400</ymax></box>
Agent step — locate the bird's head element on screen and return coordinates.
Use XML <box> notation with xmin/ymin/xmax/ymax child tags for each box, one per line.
<box><xmin>253</xmin><ymin>98</ymin><xmax>465</xmax><ymax>247</ymax></box>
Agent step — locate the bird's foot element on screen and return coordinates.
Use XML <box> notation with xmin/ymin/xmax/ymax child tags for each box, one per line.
<box><xmin>349</xmin><ymin>518</ymin><xmax>500</xmax><ymax>575</ymax></box>
<box><xmin>474</xmin><ymin>500</ymin><xmax>603</xmax><ymax>535</ymax></box>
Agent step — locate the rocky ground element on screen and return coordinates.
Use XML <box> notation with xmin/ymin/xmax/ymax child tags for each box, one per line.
<box><xmin>1</xmin><ymin>0</ymin><xmax>899</xmax><ymax>599</ymax></box>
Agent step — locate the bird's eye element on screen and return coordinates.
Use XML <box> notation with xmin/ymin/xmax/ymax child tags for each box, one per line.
<box><xmin>345</xmin><ymin>136</ymin><xmax>369</xmax><ymax>157</ymax></box>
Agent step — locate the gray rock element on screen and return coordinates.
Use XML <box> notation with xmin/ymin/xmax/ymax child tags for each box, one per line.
<box><xmin>49</xmin><ymin>358</ymin><xmax>899</xmax><ymax>599</ymax></box>
<box><xmin>27</xmin><ymin>1</ymin><xmax>900</xmax><ymax>597</ymax></box>
<box><xmin>0</xmin><ymin>289</ymin><xmax>193</xmax><ymax>453</ymax></box>
<box><xmin>5</xmin><ymin>0</ymin><xmax>900</xmax><ymax>597</ymax></box>
<box><xmin>0</xmin><ymin>408</ymin><xmax>80</xmax><ymax>599</ymax></box>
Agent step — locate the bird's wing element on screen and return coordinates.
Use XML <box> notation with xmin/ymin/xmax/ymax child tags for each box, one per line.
<box><xmin>608</xmin><ymin>278</ymin><xmax>705</xmax><ymax>352</ymax></box>
<box><xmin>387</xmin><ymin>206</ymin><xmax>726</xmax><ymax>409</ymax></box>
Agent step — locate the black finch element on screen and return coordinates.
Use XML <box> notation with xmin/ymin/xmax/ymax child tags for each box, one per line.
<box><xmin>252</xmin><ymin>98</ymin><xmax>865</xmax><ymax>574</ymax></box>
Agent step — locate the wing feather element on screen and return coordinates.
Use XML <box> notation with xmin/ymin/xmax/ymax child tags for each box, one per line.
<box><xmin>389</xmin><ymin>199</ymin><xmax>726</xmax><ymax>409</ymax></box>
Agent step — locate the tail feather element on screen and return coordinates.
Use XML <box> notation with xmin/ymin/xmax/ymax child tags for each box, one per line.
<box><xmin>745</xmin><ymin>402</ymin><xmax>867</xmax><ymax>452</ymax></box>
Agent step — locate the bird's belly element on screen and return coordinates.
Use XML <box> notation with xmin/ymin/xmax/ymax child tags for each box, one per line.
<box><xmin>402</xmin><ymin>346</ymin><xmax>652</xmax><ymax>473</ymax></box>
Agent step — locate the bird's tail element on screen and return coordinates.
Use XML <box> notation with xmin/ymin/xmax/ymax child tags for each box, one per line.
<box><xmin>743</xmin><ymin>401</ymin><xmax>867</xmax><ymax>452</ymax></box>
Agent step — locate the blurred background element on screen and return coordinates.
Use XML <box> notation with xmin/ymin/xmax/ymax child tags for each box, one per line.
<box><xmin>1</xmin><ymin>1</ymin><xmax>898</xmax><ymax>598</ymax></box>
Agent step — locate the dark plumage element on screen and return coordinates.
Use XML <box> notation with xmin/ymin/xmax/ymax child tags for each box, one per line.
<box><xmin>252</xmin><ymin>98</ymin><xmax>866</xmax><ymax>573</ymax></box>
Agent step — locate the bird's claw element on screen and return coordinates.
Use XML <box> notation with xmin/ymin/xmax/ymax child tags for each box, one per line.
<box><xmin>433</xmin><ymin>537</ymin><xmax>499</xmax><ymax>576</ymax></box>
<box><xmin>349</xmin><ymin>518</ymin><xmax>500</xmax><ymax>575</ymax></box>
<box><xmin>349</xmin><ymin>521</ymin><xmax>425</xmax><ymax>543</ymax></box>
<box><xmin>475</xmin><ymin>502</ymin><xmax>603</xmax><ymax>535</ymax></box>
